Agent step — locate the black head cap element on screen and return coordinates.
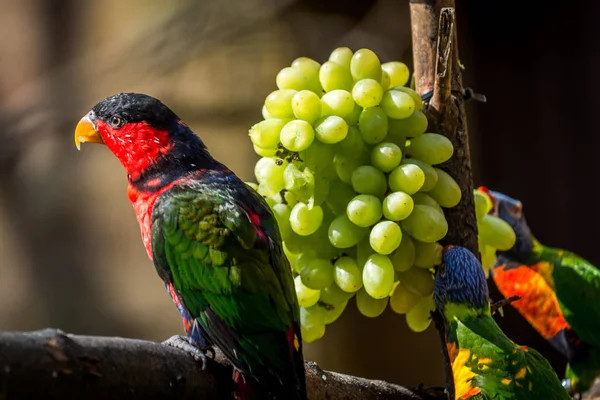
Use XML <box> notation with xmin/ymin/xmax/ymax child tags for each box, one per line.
<box><xmin>91</xmin><ymin>93</ymin><xmax>179</xmax><ymax>130</ymax></box>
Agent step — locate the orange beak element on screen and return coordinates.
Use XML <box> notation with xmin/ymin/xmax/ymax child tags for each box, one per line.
<box><xmin>74</xmin><ymin>113</ymin><xmax>104</xmax><ymax>150</ymax></box>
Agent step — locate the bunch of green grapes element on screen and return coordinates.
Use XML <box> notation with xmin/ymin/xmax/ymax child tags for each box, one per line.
<box><xmin>247</xmin><ymin>47</ymin><xmax>461</xmax><ymax>343</ymax></box>
<box><xmin>473</xmin><ymin>188</ymin><xmax>517</xmax><ymax>276</ymax></box>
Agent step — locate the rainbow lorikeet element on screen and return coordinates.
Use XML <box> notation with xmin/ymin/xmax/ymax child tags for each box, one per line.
<box><xmin>74</xmin><ymin>93</ymin><xmax>307</xmax><ymax>400</ymax></box>
<box><xmin>434</xmin><ymin>245</ymin><xmax>570</xmax><ymax>399</ymax></box>
<box><xmin>481</xmin><ymin>188</ymin><xmax>600</xmax><ymax>396</ymax></box>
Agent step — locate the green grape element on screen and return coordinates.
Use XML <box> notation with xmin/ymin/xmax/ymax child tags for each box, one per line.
<box><xmin>370</xmin><ymin>221</ymin><xmax>402</xmax><ymax>255</ymax></box>
<box><xmin>391</xmin><ymin>86</ymin><xmax>423</xmax><ymax>110</ymax></box>
<box><xmin>351</xmin><ymin>166</ymin><xmax>387</xmax><ymax>196</ymax></box>
<box><xmin>352</xmin><ymin>79</ymin><xmax>383</xmax><ymax>108</ymax></box>
<box><xmin>262</xmin><ymin>104</ymin><xmax>273</xmax><ymax>119</ymax></box>
<box><xmin>363</xmin><ymin>254</ymin><xmax>395</xmax><ymax>299</ymax></box>
<box><xmin>344</xmin><ymin>103</ymin><xmax>362</xmax><ymax>126</ymax></box>
<box><xmin>245</xmin><ymin>182</ymin><xmax>258</xmax><ymax>191</ymax></box>
<box><xmin>300</xmin><ymin>143</ymin><xmax>334</xmax><ymax>175</ymax></box>
<box><xmin>389</xmin><ymin>282</ymin><xmax>422</xmax><ymax>314</ymax></box>
<box><xmin>356</xmin><ymin>237</ymin><xmax>375</xmax><ymax>268</ymax></box>
<box><xmin>264</xmin><ymin>196</ymin><xmax>278</xmax><ymax>208</ymax></box>
<box><xmin>350</xmin><ymin>49</ymin><xmax>382</xmax><ymax>82</ymax></box>
<box><xmin>323</xmin><ymin>301</ymin><xmax>348</xmax><ymax>324</ymax></box>
<box><xmin>381</xmin><ymin>61</ymin><xmax>410</xmax><ymax>88</ymax></box>
<box><xmin>406</xmin><ymin>295</ymin><xmax>435</xmax><ymax>332</ymax></box>
<box><xmin>358</xmin><ymin>107</ymin><xmax>388</xmax><ymax>144</ymax></box>
<box><xmin>382</xmin><ymin>192</ymin><xmax>414</xmax><ymax>221</ymax></box>
<box><xmin>428</xmin><ymin>168</ymin><xmax>461</xmax><ymax>208</ymax></box>
<box><xmin>479</xmin><ymin>214</ymin><xmax>516</xmax><ymax>251</ymax></box>
<box><xmin>254</xmin><ymin>157</ymin><xmax>287</xmax><ymax>197</ymax></box>
<box><xmin>292</xmin><ymin>57</ymin><xmax>321</xmax><ymax>77</ymax></box>
<box><xmin>401</xmin><ymin>205</ymin><xmax>448</xmax><ymax>243</ymax></box>
<box><xmin>280</xmin><ymin>120</ymin><xmax>315</xmax><ymax>152</ymax></box>
<box><xmin>321</xmin><ymin>161</ymin><xmax>339</xmax><ymax>181</ymax></box>
<box><xmin>249</xmin><ymin>118</ymin><xmax>288</xmax><ymax>149</ymax></box>
<box><xmin>406</xmin><ymin>134</ymin><xmax>454</xmax><ymax>165</ymax></box>
<box><xmin>294</xmin><ymin>251</ymin><xmax>316</xmax><ymax>274</ymax></box>
<box><xmin>283</xmin><ymin>241</ymin><xmax>299</xmax><ymax>264</ymax></box>
<box><xmin>474</xmin><ymin>190</ymin><xmax>493</xmax><ymax>220</ymax></box>
<box><xmin>388</xmin><ymin>110</ymin><xmax>428</xmax><ymax>138</ymax></box>
<box><xmin>292</xmin><ymin>90</ymin><xmax>322</xmax><ymax>124</ymax></box>
<box><xmin>413</xmin><ymin>240</ymin><xmax>443</xmax><ymax>269</ymax></box>
<box><xmin>403</xmin><ymin>159</ymin><xmax>438</xmax><ymax>192</ymax></box>
<box><xmin>385</xmin><ymin>130</ymin><xmax>407</xmax><ymax>151</ymax></box>
<box><xmin>337</xmin><ymin>126</ymin><xmax>367</xmax><ymax>154</ymax></box>
<box><xmin>356</xmin><ymin>288</ymin><xmax>388</xmax><ymax>318</ymax></box>
<box><xmin>380</xmin><ymin>70</ymin><xmax>391</xmax><ymax>90</ymax></box>
<box><xmin>310</xmin><ymin>174</ymin><xmax>330</xmax><ymax>207</ymax></box>
<box><xmin>253</xmin><ymin>145</ymin><xmax>277</xmax><ymax>157</ymax></box>
<box><xmin>391</xmin><ymin>234</ymin><xmax>415</xmax><ymax>272</ymax></box>
<box><xmin>334</xmin><ymin>256</ymin><xmax>363</xmax><ymax>292</ymax></box>
<box><xmin>319</xmin><ymin>282</ymin><xmax>354</xmax><ymax>305</ymax></box>
<box><xmin>284</xmin><ymin>231</ymin><xmax>314</xmax><ymax>254</ymax></box>
<box><xmin>272</xmin><ymin>203</ymin><xmax>292</xmax><ymax>240</ymax></box>
<box><xmin>333</xmin><ymin>149</ymin><xmax>369</xmax><ymax>184</ymax></box>
<box><xmin>300</xmin><ymin>257</ymin><xmax>334</xmax><ymax>289</ymax></box>
<box><xmin>412</xmin><ymin>192</ymin><xmax>443</xmax><ymax>214</ymax></box>
<box><xmin>283</xmin><ymin>163</ymin><xmax>313</xmax><ymax>194</ymax></box>
<box><xmin>290</xmin><ymin>203</ymin><xmax>323</xmax><ymax>236</ymax></box>
<box><xmin>325</xmin><ymin>181</ymin><xmax>356</xmax><ymax>215</ymax></box>
<box><xmin>291</xmin><ymin>57</ymin><xmax>322</xmax><ymax>94</ymax></box>
<box><xmin>295</xmin><ymin>276</ymin><xmax>320</xmax><ymax>308</ymax></box>
<box><xmin>399</xmin><ymin>267</ymin><xmax>434</xmax><ymax>297</ymax></box>
<box><xmin>329</xmin><ymin>47</ymin><xmax>353</xmax><ymax>69</ymax></box>
<box><xmin>300</xmin><ymin>305</ymin><xmax>326</xmax><ymax>343</ymax></box>
<box><xmin>481</xmin><ymin>245</ymin><xmax>498</xmax><ymax>275</ymax></box>
<box><xmin>371</xmin><ymin>142</ymin><xmax>402</xmax><ymax>173</ymax></box>
<box><xmin>380</xmin><ymin>90</ymin><xmax>415</xmax><ymax>120</ymax></box>
<box><xmin>388</xmin><ymin>164</ymin><xmax>425</xmax><ymax>195</ymax></box>
<box><xmin>321</xmin><ymin>90</ymin><xmax>355</xmax><ymax>117</ymax></box>
<box><xmin>328</xmin><ymin>214</ymin><xmax>368</xmax><ymax>248</ymax></box>
<box><xmin>346</xmin><ymin>194</ymin><xmax>382</xmax><ymax>227</ymax></box>
<box><xmin>315</xmin><ymin>116</ymin><xmax>349</xmax><ymax>144</ymax></box>
<box><xmin>276</xmin><ymin>67</ymin><xmax>311</xmax><ymax>91</ymax></box>
<box><xmin>319</xmin><ymin>61</ymin><xmax>353</xmax><ymax>92</ymax></box>
<box><xmin>264</xmin><ymin>89</ymin><xmax>297</xmax><ymax>118</ymax></box>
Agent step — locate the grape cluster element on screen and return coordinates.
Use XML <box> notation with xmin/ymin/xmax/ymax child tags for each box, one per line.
<box><xmin>247</xmin><ymin>47</ymin><xmax>515</xmax><ymax>343</ymax></box>
<box><xmin>474</xmin><ymin>188</ymin><xmax>517</xmax><ymax>275</ymax></box>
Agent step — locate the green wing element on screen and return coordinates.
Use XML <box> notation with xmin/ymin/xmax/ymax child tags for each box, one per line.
<box><xmin>548</xmin><ymin>248</ymin><xmax>600</xmax><ymax>349</ymax></box>
<box><xmin>450</xmin><ymin>313</ymin><xmax>570</xmax><ymax>399</ymax></box>
<box><xmin>151</xmin><ymin>179</ymin><xmax>302</xmax><ymax>387</ymax></box>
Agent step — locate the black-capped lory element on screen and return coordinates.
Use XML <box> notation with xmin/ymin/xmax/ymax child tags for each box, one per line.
<box><xmin>74</xmin><ymin>93</ymin><xmax>307</xmax><ymax>400</ymax></box>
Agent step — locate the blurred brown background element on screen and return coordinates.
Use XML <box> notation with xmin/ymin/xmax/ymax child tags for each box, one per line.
<box><xmin>0</xmin><ymin>0</ymin><xmax>595</xmax><ymax>388</ymax></box>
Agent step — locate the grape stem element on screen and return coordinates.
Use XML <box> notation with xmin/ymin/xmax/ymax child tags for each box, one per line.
<box><xmin>490</xmin><ymin>295</ymin><xmax>522</xmax><ymax>316</ymax></box>
<box><xmin>410</xmin><ymin>3</ymin><xmax>479</xmax><ymax>399</ymax></box>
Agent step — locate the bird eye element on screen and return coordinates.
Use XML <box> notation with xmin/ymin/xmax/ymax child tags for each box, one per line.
<box><xmin>109</xmin><ymin>116</ymin><xmax>125</xmax><ymax>128</ymax></box>
<box><xmin>439</xmin><ymin>263</ymin><xmax>446</xmax><ymax>277</ymax></box>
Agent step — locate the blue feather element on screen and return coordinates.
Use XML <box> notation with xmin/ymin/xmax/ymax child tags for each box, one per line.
<box><xmin>434</xmin><ymin>246</ymin><xmax>490</xmax><ymax>310</ymax></box>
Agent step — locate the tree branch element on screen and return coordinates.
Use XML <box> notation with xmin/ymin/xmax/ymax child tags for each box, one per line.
<box><xmin>410</xmin><ymin>3</ymin><xmax>477</xmax><ymax>399</ymax></box>
<box><xmin>0</xmin><ymin>329</ymin><xmax>445</xmax><ymax>400</ymax></box>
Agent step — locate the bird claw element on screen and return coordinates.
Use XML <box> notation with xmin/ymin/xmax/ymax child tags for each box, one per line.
<box><xmin>162</xmin><ymin>335</ymin><xmax>214</xmax><ymax>370</ymax></box>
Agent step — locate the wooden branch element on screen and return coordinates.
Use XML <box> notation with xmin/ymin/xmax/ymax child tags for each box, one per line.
<box><xmin>410</xmin><ymin>3</ymin><xmax>477</xmax><ymax>400</ymax></box>
<box><xmin>491</xmin><ymin>295</ymin><xmax>521</xmax><ymax>316</ymax></box>
<box><xmin>0</xmin><ymin>329</ymin><xmax>445</xmax><ymax>400</ymax></box>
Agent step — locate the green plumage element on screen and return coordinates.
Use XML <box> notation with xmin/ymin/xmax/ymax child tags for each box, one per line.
<box><xmin>436</xmin><ymin>246</ymin><xmax>569</xmax><ymax>400</ymax></box>
<box><xmin>532</xmin><ymin>240</ymin><xmax>600</xmax><ymax>350</ymax></box>
<box><xmin>151</xmin><ymin>175</ymin><xmax>305</xmax><ymax>398</ymax></box>
<box><xmin>444</xmin><ymin>303</ymin><xmax>570</xmax><ymax>399</ymax></box>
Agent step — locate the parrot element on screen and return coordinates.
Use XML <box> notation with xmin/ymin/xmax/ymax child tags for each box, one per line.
<box><xmin>434</xmin><ymin>245</ymin><xmax>570</xmax><ymax>399</ymax></box>
<box><xmin>480</xmin><ymin>187</ymin><xmax>600</xmax><ymax>396</ymax></box>
<box><xmin>73</xmin><ymin>93</ymin><xmax>307</xmax><ymax>400</ymax></box>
